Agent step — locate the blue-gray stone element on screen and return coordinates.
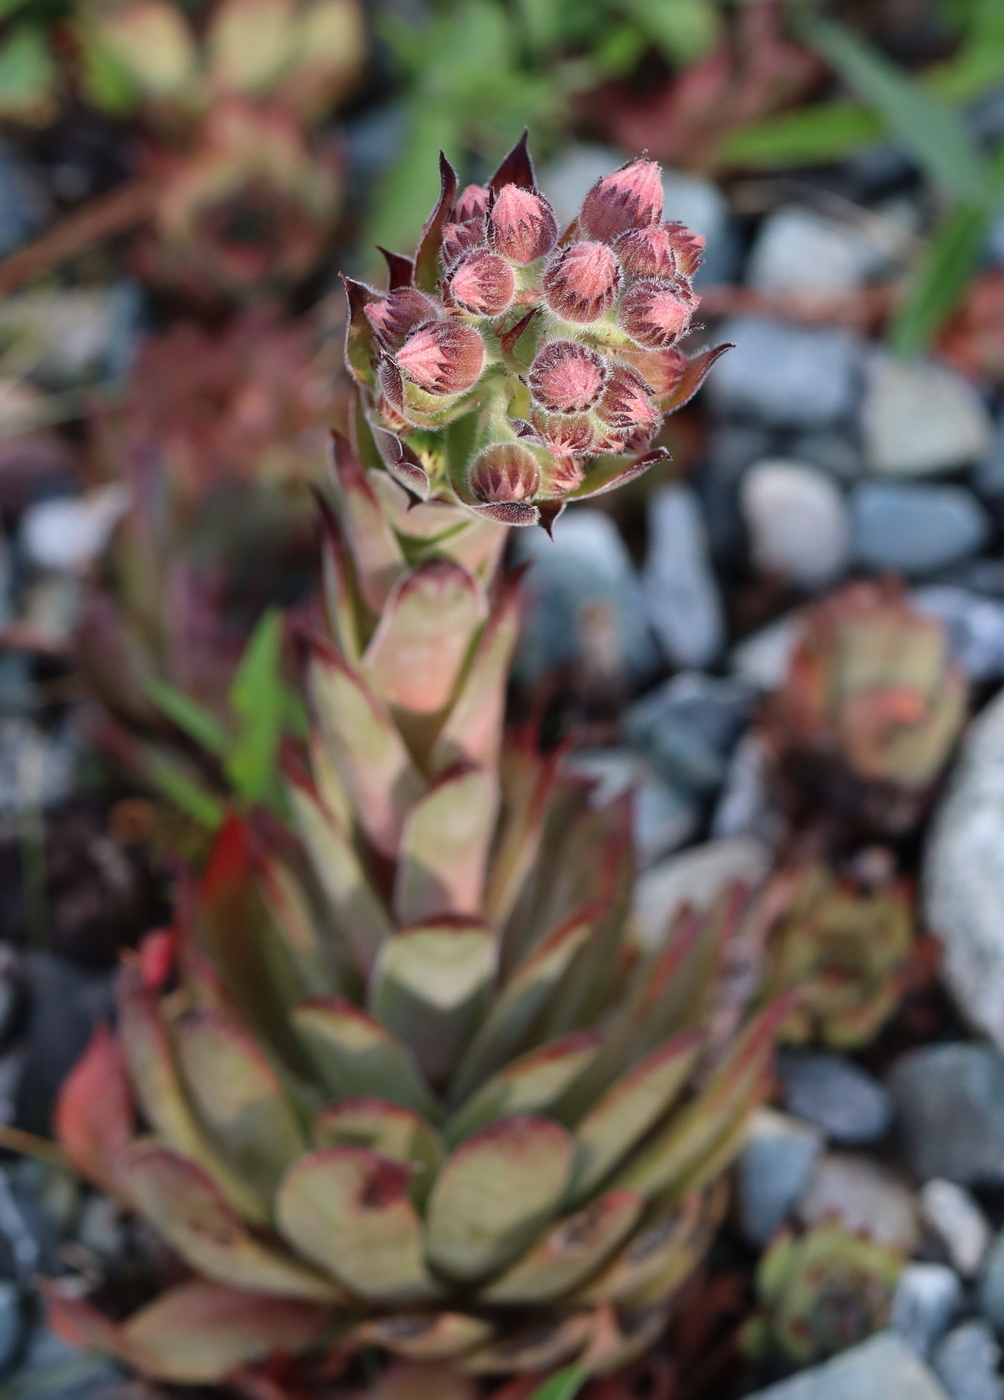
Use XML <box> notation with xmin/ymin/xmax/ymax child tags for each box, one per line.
<box><xmin>913</xmin><ymin>587</ymin><xmax>1004</xmax><ymax>682</ymax></box>
<box><xmin>737</xmin><ymin>1108</ymin><xmax>823</xmax><ymax>1246</ymax></box>
<box><xmin>971</xmin><ymin>413</ymin><xmax>1004</xmax><ymax>498</ymax></box>
<box><xmin>642</xmin><ymin>485</ymin><xmax>724</xmax><ymax>669</ymax></box>
<box><xmin>851</xmin><ymin>483</ymin><xmax>991</xmax><ymax>576</ymax></box>
<box><xmin>707</xmin><ymin>317</ymin><xmax>861</xmax><ymax>428</ymax></box>
<box><xmin>781</xmin><ymin>1052</ymin><xmax>893</xmax><ymax>1145</ymax></box>
<box><xmin>624</xmin><ymin>671</ymin><xmax>753</xmax><ymax>794</ymax></box>
<box><xmin>742</xmin><ymin>1331</ymin><xmax>948</xmax><ymax>1400</ymax></box>
<box><xmin>512</xmin><ymin>509</ymin><xmax>660</xmax><ymax>687</ymax></box>
<box><xmin>979</xmin><ymin>1228</ymin><xmax>1004</xmax><ymax>1335</ymax></box>
<box><xmin>889</xmin><ymin>1044</ymin><xmax>1004</xmax><ymax>1185</ymax></box>
<box><xmin>0</xmin><ymin>138</ymin><xmax>46</xmax><ymax>257</ymax></box>
<box><xmin>892</xmin><ymin>1263</ymin><xmax>962</xmax><ymax>1358</ymax></box>
<box><xmin>933</xmin><ymin>1321</ymin><xmax>1004</xmax><ymax>1400</ymax></box>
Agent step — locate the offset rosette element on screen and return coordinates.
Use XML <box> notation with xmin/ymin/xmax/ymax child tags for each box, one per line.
<box><xmin>342</xmin><ymin>135</ymin><xmax>732</xmax><ymax>527</ymax></box>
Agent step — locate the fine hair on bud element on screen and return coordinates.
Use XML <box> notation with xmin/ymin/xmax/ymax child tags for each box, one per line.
<box><xmin>453</xmin><ymin>183</ymin><xmax>489</xmax><ymax>223</ymax></box>
<box><xmin>529</xmin><ymin>409</ymin><xmax>596</xmax><ymax>458</ymax></box>
<box><xmin>596</xmin><ymin>363</ymin><xmax>659</xmax><ymax>436</ymax></box>
<box><xmin>542</xmin><ymin>241</ymin><xmax>621</xmax><ymax>323</ymax></box>
<box><xmin>613</xmin><ymin>226</ymin><xmax>678</xmax><ymax>282</ymax></box>
<box><xmin>468</xmin><ymin>442</ymin><xmax>541</xmax><ymax>503</ymax></box>
<box><xmin>618</xmin><ymin>278</ymin><xmax>698</xmax><ymax>349</ymax></box>
<box><xmin>365</xmin><ymin>288</ymin><xmax>440</xmax><ymax>350</ymax></box>
<box><xmin>580</xmin><ymin>158</ymin><xmax>663</xmax><ymax>244</ymax></box>
<box><xmin>448</xmin><ymin>249</ymin><xmax>515</xmax><ymax>316</ymax></box>
<box><xmin>528</xmin><ymin>339</ymin><xmax>609</xmax><ymax>414</ymax></box>
<box><xmin>397</xmin><ymin>320</ymin><xmax>486</xmax><ymax>395</ymax></box>
<box><xmin>488</xmin><ymin>185</ymin><xmax>559</xmax><ymax>265</ymax></box>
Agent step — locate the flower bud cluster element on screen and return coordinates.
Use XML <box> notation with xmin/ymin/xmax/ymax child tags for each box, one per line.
<box><xmin>348</xmin><ymin>144</ymin><xmax>726</xmax><ymax>525</ymax></box>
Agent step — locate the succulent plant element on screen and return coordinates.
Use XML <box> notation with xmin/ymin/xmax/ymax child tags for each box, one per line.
<box><xmin>742</xmin><ymin>1222</ymin><xmax>903</xmax><ymax>1367</ymax></box>
<box><xmin>762</xmin><ymin>580</ymin><xmax>967</xmax><ymax>836</ymax></box>
<box><xmin>48</xmin><ymin>139</ymin><xmax>782</xmax><ymax>1389</ymax></box>
<box><xmin>761</xmin><ymin>861</ymin><xmax>913</xmax><ymax>1049</ymax></box>
<box><xmin>344</xmin><ymin>135</ymin><xmax>730</xmax><ymax>528</ymax></box>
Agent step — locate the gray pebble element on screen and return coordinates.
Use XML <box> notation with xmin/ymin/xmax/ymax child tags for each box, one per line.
<box><xmin>889</xmin><ymin>1044</ymin><xmax>1004</xmax><ymax>1186</ymax></box>
<box><xmin>781</xmin><ymin>1052</ymin><xmax>894</xmax><ymax>1144</ymax></box>
<box><xmin>851</xmin><ymin>482</ymin><xmax>991</xmax><ymax>576</ymax></box>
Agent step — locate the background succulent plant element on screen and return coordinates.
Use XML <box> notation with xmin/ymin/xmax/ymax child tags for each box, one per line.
<box><xmin>47</xmin><ymin>140</ymin><xmax>787</xmax><ymax>1389</ymax></box>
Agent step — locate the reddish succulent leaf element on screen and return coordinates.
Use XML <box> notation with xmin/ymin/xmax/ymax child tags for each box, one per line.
<box><xmin>330</xmin><ymin>432</ymin><xmax>406</xmax><ymax>615</ymax></box>
<box><xmin>379</xmin><ymin>247</ymin><xmax>416</xmax><ymax>290</ymax></box>
<box><xmin>393</xmin><ymin>764</ymin><xmax>499</xmax><ymax>924</ymax></box>
<box><xmin>414</xmin><ymin>153</ymin><xmax>460</xmax><ymax>294</ymax></box>
<box><xmin>488</xmin><ymin>130</ymin><xmax>536</xmax><ymax>193</ymax></box>
<box><xmin>655</xmin><ymin>343</ymin><xmax>733</xmax><ymax>412</ymax></box>
<box><xmin>53</xmin><ymin>1023</ymin><xmax>133</xmax><ymax>1195</ymax></box>
<box><xmin>570</xmin><ymin>447</ymin><xmax>670</xmax><ymax>501</ymax></box>
<box><xmin>137</xmin><ymin>927</ymin><xmax>176</xmax><ymax>991</ymax></box>
<box><xmin>371</xmin><ymin>425</ymin><xmax>431</xmax><ymax>499</ymax></box>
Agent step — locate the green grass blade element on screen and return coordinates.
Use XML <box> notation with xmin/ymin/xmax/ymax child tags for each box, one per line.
<box><xmin>148</xmin><ymin>758</ymin><xmax>224</xmax><ymax>830</ymax></box>
<box><xmin>889</xmin><ymin>199</ymin><xmax>989</xmax><ymax>357</ymax></box>
<box><xmin>148</xmin><ymin>679</ymin><xmax>231</xmax><ymax>757</ymax></box>
<box><xmin>801</xmin><ymin>15</ymin><xmax>986</xmax><ymax>201</ymax></box>
<box><xmin>226</xmin><ymin>608</ymin><xmax>286</xmax><ymax>806</ymax></box>
<box><xmin>527</xmin><ymin>1366</ymin><xmax>587</xmax><ymax>1400</ymax></box>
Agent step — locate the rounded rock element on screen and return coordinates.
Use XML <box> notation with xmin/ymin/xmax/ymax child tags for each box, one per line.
<box><xmin>741</xmin><ymin>459</ymin><xmax>850</xmax><ymax>589</ymax></box>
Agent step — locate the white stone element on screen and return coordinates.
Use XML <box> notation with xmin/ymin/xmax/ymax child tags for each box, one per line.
<box><xmin>20</xmin><ymin>484</ymin><xmax>129</xmax><ymax>573</ymax></box>
<box><xmin>738</xmin><ymin>1108</ymin><xmax>823</xmax><ymax>1246</ymax></box>
<box><xmin>892</xmin><ymin>1263</ymin><xmax>962</xmax><ymax>1358</ymax></box>
<box><xmin>730</xmin><ymin>611</ymin><xmax>801</xmax><ymax>691</ymax></box>
<box><xmin>748</xmin><ymin>206</ymin><xmax>887</xmax><ymax>294</ymax></box>
<box><xmin>921</xmin><ymin>1179</ymin><xmax>991</xmax><ymax>1277</ymax></box>
<box><xmin>642</xmin><ymin>485</ymin><xmax>725</xmax><ymax>669</ymax></box>
<box><xmin>924</xmin><ymin>688</ymin><xmax>1004</xmax><ymax>1050</ymax></box>
<box><xmin>631</xmin><ymin>836</ymin><xmax>772</xmax><ymax>952</ymax></box>
<box><xmin>711</xmin><ymin>731</ymin><xmax>785</xmax><ymax>846</ymax></box>
<box><xmin>798</xmin><ymin>1151</ymin><xmax>921</xmax><ymax>1251</ymax></box>
<box><xmin>863</xmin><ymin>355</ymin><xmax>994</xmax><ymax>477</ymax></box>
<box><xmin>743</xmin><ymin>1331</ymin><xmax>948</xmax><ymax>1400</ymax></box>
<box><xmin>741</xmin><ymin>459</ymin><xmax>850</xmax><ymax>588</ymax></box>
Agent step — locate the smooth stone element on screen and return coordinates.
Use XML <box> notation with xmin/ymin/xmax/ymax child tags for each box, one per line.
<box><xmin>710</xmin><ymin>732</ymin><xmax>785</xmax><ymax>846</ymax></box>
<box><xmin>76</xmin><ymin>1194</ymin><xmax>126</xmax><ymax>1263</ymax></box>
<box><xmin>888</xmin><ymin>1044</ymin><xmax>1004</xmax><ymax>1185</ymax></box>
<box><xmin>798</xmin><ymin>1152</ymin><xmax>921</xmax><ymax>1251</ymax></box>
<box><xmin>707</xmin><ymin>317</ymin><xmax>861</xmax><ymax>429</ymax></box>
<box><xmin>913</xmin><ymin>587</ymin><xmax>1004</xmax><ymax>682</ymax></box>
<box><xmin>20</xmin><ymin>485</ymin><xmax>129</xmax><ymax>574</ymax></box>
<box><xmin>741</xmin><ymin>459</ymin><xmax>850</xmax><ymax>588</ymax></box>
<box><xmin>642</xmin><ymin>485</ymin><xmax>725</xmax><ymax>669</ymax></box>
<box><xmin>789</xmin><ymin>431</ymin><xmax>864</xmax><ymax>483</ymax></box>
<box><xmin>747</xmin><ymin>205</ymin><xmax>888</xmax><ymax>294</ymax></box>
<box><xmin>971</xmin><ymin>413</ymin><xmax>1004</xmax><ymax>498</ymax></box>
<box><xmin>512</xmin><ymin>509</ymin><xmax>660</xmax><ymax>687</ymax></box>
<box><xmin>701</xmin><ymin>422</ymin><xmax>774</xmax><ymax>562</ymax></box>
<box><xmin>0</xmin><ymin>138</ymin><xmax>46</xmax><ymax>256</ymax></box>
<box><xmin>18</xmin><ymin>1322</ymin><xmax>123</xmax><ymax>1399</ymax></box>
<box><xmin>741</xmin><ymin>1331</ymin><xmax>948</xmax><ymax>1400</ymax></box>
<box><xmin>737</xmin><ymin>1107</ymin><xmax>823</xmax><ymax>1247</ymax></box>
<box><xmin>562</xmin><ymin>750</ymin><xmax>698</xmax><ymax>871</ymax></box>
<box><xmin>933</xmin><ymin>1321</ymin><xmax>1004</xmax><ymax>1400</ymax></box>
<box><xmin>892</xmin><ymin>1263</ymin><xmax>962</xmax><ymax>1358</ymax></box>
<box><xmin>979</xmin><ymin>1229</ymin><xmax>1004</xmax><ymax>1335</ymax></box>
<box><xmin>0</xmin><ymin>720</ymin><xmax>77</xmax><ymax>817</ymax></box>
<box><xmin>863</xmin><ymin>356</ymin><xmax>994</xmax><ymax>477</ymax></box>
<box><xmin>921</xmin><ymin>1180</ymin><xmax>991</xmax><ymax>1278</ymax></box>
<box><xmin>925</xmin><ymin>691</ymin><xmax>1004</xmax><ymax>1049</ymax></box>
<box><xmin>0</xmin><ymin>1280</ymin><xmax>20</xmax><ymax>1372</ymax></box>
<box><xmin>781</xmin><ymin>1052</ymin><xmax>893</xmax><ymax>1145</ymax></box>
<box><xmin>730</xmin><ymin>612</ymin><xmax>801</xmax><ymax>692</ymax></box>
<box><xmin>851</xmin><ymin>482</ymin><xmax>991</xmax><ymax>576</ymax></box>
<box><xmin>624</xmin><ymin>671</ymin><xmax>753</xmax><ymax>794</ymax></box>
<box><xmin>20</xmin><ymin>953</ymin><xmax>115</xmax><ymax>1125</ymax></box>
<box><xmin>631</xmin><ymin>836</ymin><xmax>772</xmax><ymax>953</ymax></box>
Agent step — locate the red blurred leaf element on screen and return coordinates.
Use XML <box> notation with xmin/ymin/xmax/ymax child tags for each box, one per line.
<box><xmin>53</xmin><ymin>1024</ymin><xmax>134</xmax><ymax>1195</ymax></box>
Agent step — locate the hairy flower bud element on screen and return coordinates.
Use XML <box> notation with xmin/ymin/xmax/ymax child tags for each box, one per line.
<box><xmin>528</xmin><ymin>339</ymin><xmax>609</xmax><ymax>414</ymax></box>
<box><xmin>454</xmin><ymin>183</ymin><xmax>490</xmax><ymax>223</ymax></box>
<box><xmin>580</xmin><ymin>158</ymin><xmax>663</xmax><ymax>244</ymax></box>
<box><xmin>397</xmin><ymin>320</ymin><xmax>485</xmax><ymax>396</ymax></box>
<box><xmin>618</xmin><ymin>279</ymin><xmax>698</xmax><ymax>349</ymax></box>
<box><xmin>448</xmin><ymin>249</ymin><xmax>515</xmax><ymax>316</ymax></box>
<box><xmin>623</xmin><ymin>347</ymin><xmax>687</xmax><ymax>400</ymax></box>
<box><xmin>365</xmin><ymin>288</ymin><xmax>439</xmax><ymax>351</ymax></box>
<box><xmin>542</xmin><ymin>241</ymin><xmax>621</xmax><ymax>323</ymax></box>
<box><xmin>488</xmin><ymin>185</ymin><xmax>558</xmax><ymax>264</ymax></box>
<box><xmin>442</xmin><ymin>220</ymin><xmax>483</xmax><ymax>264</ymax></box>
<box><xmin>614</xmin><ymin>226</ymin><xmax>678</xmax><ymax>281</ymax></box>
<box><xmin>468</xmin><ymin>442</ymin><xmax>541</xmax><ymax>503</ymax></box>
<box><xmin>529</xmin><ymin>408</ymin><xmax>596</xmax><ymax>458</ymax></box>
<box><xmin>595</xmin><ymin>363</ymin><xmax>660</xmax><ymax>450</ymax></box>
<box><xmin>664</xmin><ymin>221</ymin><xmax>705</xmax><ymax>278</ymax></box>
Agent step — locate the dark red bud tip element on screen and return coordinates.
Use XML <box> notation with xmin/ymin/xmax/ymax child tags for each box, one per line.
<box><xmin>596</xmin><ymin>363</ymin><xmax>660</xmax><ymax>434</ymax></box>
<box><xmin>364</xmin><ymin>289</ymin><xmax>440</xmax><ymax>350</ymax></box>
<box><xmin>397</xmin><ymin>320</ymin><xmax>486</xmax><ymax>396</ymax></box>
<box><xmin>664</xmin><ymin>221</ymin><xmax>706</xmax><ymax>278</ymax></box>
<box><xmin>617</xmin><ymin>279</ymin><xmax>699</xmax><ymax>349</ymax></box>
<box><xmin>442</xmin><ymin>220</ymin><xmax>484</xmax><ymax>264</ymax></box>
<box><xmin>614</xmin><ymin>225</ymin><xmax>678</xmax><ymax>281</ymax></box>
<box><xmin>453</xmin><ymin>183</ymin><xmax>490</xmax><ymax>223</ymax></box>
<box><xmin>529</xmin><ymin>408</ymin><xmax>596</xmax><ymax>459</ymax></box>
<box><xmin>488</xmin><ymin>185</ymin><xmax>558</xmax><ymax>265</ymax></box>
<box><xmin>468</xmin><ymin>443</ymin><xmax>541</xmax><ymax>504</ymax></box>
<box><xmin>528</xmin><ymin>339</ymin><xmax>609</xmax><ymax>415</ymax></box>
<box><xmin>448</xmin><ymin>249</ymin><xmax>515</xmax><ymax>316</ymax></box>
<box><xmin>624</xmin><ymin>347</ymin><xmax>687</xmax><ymax>399</ymax></box>
<box><xmin>543</xmin><ymin>241</ymin><xmax>621</xmax><ymax>323</ymax></box>
<box><xmin>580</xmin><ymin>158</ymin><xmax>663</xmax><ymax>244</ymax></box>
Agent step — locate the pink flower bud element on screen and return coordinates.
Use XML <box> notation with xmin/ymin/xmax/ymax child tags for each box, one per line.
<box><xmin>529</xmin><ymin>408</ymin><xmax>596</xmax><ymax>458</ymax></box>
<box><xmin>596</xmin><ymin>363</ymin><xmax>659</xmax><ymax>435</ymax></box>
<box><xmin>618</xmin><ymin>279</ymin><xmax>699</xmax><ymax>349</ymax></box>
<box><xmin>542</xmin><ymin>241</ymin><xmax>621</xmax><ymax>323</ymax></box>
<box><xmin>442</xmin><ymin>220</ymin><xmax>483</xmax><ymax>265</ymax></box>
<box><xmin>397</xmin><ymin>320</ymin><xmax>485</xmax><ymax>396</ymax></box>
<box><xmin>528</xmin><ymin>340</ymin><xmax>609</xmax><ymax>414</ymax></box>
<box><xmin>541</xmin><ymin>455</ymin><xmax>585</xmax><ymax>496</ymax></box>
<box><xmin>624</xmin><ymin>347</ymin><xmax>687</xmax><ymax>399</ymax></box>
<box><xmin>448</xmin><ymin>249</ymin><xmax>515</xmax><ymax>316</ymax></box>
<box><xmin>365</xmin><ymin>289</ymin><xmax>440</xmax><ymax>351</ymax></box>
<box><xmin>488</xmin><ymin>185</ymin><xmax>558</xmax><ymax>265</ymax></box>
<box><xmin>580</xmin><ymin>158</ymin><xmax>663</xmax><ymax>244</ymax></box>
<box><xmin>614</xmin><ymin>226</ymin><xmax>678</xmax><ymax>281</ymax></box>
<box><xmin>468</xmin><ymin>443</ymin><xmax>541</xmax><ymax>503</ymax></box>
<box><xmin>664</xmin><ymin>221</ymin><xmax>705</xmax><ymax>278</ymax></box>
<box><xmin>454</xmin><ymin>183</ymin><xmax>490</xmax><ymax>223</ymax></box>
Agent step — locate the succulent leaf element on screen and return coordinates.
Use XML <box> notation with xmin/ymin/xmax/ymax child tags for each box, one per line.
<box><xmin>393</xmin><ymin>766</ymin><xmax>499</xmax><ymax>924</ymax></box>
<box><xmin>356</xmin><ymin>1313</ymin><xmax>494</xmax><ymax>1360</ymax></box>
<box><xmin>313</xmin><ymin>1096</ymin><xmax>444</xmax><ymax>1205</ymax></box>
<box><xmin>293</xmin><ymin>996</ymin><xmax>439</xmax><ymax>1119</ymax></box>
<box><xmin>445</xmin><ymin>1033</ymin><xmax>602</xmax><ymax>1146</ymax></box>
